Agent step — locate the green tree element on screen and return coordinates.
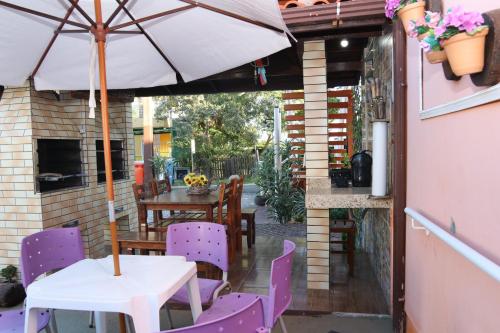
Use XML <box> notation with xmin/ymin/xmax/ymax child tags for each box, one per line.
<box><xmin>154</xmin><ymin>92</ymin><xmax>282</xmax><ymax>165</ymax></box>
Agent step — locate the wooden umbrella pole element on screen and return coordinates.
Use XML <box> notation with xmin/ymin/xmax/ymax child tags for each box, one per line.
<box><xmin>93</xmin><ymin>0</ymin><xmax>121</xmax><ymax>277</ymax></box>
<box><xmin>93</xmin><ymin>3</ymin><xmax>127</xmax><ymax>332</ymax></box>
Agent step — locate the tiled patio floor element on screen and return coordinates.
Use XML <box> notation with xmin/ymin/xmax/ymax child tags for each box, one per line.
<box><xmin>229</xmin><ymin>235</ymin><xmax>390</xmax><ymax>315</ymax></box>
<box><xmin>48</xmin><ymin>309</ymin><xmax>392</xmax><ymax>333</ymax></box>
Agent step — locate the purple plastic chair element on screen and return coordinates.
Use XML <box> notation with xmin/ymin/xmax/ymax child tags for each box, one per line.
<box><xmin>159</xmin><ymin>295</ymin><xmax>269</xmax><ymax>333</ymax></box>
<box><xmin>21</xmin><ymin>227</ymin><xmax>85</xmax><ymax>287</ymax></box>
<box><xmin>0</xmin><ymin>309</ymin><xmax>51</xmax><ymax>333</ymax></box>
<box><xmin>16</xmin><ymin>227</ymin><xmax>85</xmax><ymax>333</ymax></box>
<box><xmin>196</xmin><ymin>240</ymin><xmax>296</xmax><ymax>332</ymax></box>
<box><xmin>165</xmin><ymin>222</ymin><xmax>230</xmax><ymax>326</ymax></box>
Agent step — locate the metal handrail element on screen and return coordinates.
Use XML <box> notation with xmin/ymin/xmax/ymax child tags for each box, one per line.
<box><xmin>405</xmin><ymin>207</ymin><xmax>500</xmax><ymax>283</ymax></box>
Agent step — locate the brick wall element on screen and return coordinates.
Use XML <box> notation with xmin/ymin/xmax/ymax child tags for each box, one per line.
<box><xmin>303</xmin><ymin>40</ymin><xmax>331</xmax><ymax>290</ymax></box>
<box><xmin>0</xmin><ymin>83</ymin><xmax>137</xmax><ymax>268</ymax></box>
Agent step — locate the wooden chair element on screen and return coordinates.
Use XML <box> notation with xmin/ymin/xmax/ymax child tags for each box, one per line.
<box><xmin>330</xmin><ymin>219</ymin><xmax>356</xmax><ymax>276</ymax></box>
<box><xmin>241</xmin><ymin>207</ymin><xmax>256</xmax><ymax>248</ymax></box>
<box><xmin>151</xmin><ymin>178</ymin><xmax>172</xmax><ymax>223</ymax></box>
<box><xmin>226</xmin><ymin>176</ymin><xmax>256</xmax><ymax>249</ymax></box>
<box><xmin>216</xmin><ymin>179</ymin><xmax>238</xmax><ymax>263</ymax></box>
<box><xmin>132</xmin><ymin>183</ymin><xmax>148</xmax><ymax>232</ymax></box>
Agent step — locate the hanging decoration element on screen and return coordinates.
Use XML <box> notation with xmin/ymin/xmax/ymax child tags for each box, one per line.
<box><xmin>253</xmin><ymin>58</ymin><xmax>269</xmax><ymax>86</ymax></box>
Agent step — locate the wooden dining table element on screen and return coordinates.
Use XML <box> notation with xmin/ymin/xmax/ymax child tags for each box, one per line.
<box><xmin>141</xmin><ymin>188</ymin><xmax>220</xmax><ymax>222</ymax></box>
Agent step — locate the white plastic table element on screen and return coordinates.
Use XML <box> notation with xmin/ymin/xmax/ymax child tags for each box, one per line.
<box><xmin>24</xmin><ymin>255</ymin><xmax>202</xmax><ymax>333</ymax></box>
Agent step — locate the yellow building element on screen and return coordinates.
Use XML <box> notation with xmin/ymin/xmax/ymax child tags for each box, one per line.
<box><xmin>132</xmin><ymin>97</ymin><xmax>173</xmax><ymax>161</ymax></box>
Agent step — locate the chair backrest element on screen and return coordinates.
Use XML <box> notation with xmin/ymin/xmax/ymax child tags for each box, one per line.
<box><xmin>132</xmin><ymin>183</ymin><xmax>147</xmax><ymax>229</ymax></box>
<box><xmin>216</xmin><ymin>179</ymin><xmax>237</xmax><ymax>226</ymax></box>
<box><xmin>162</xmin><ymin>297</ymin><xmax>268</xmax><ymax>333</ymax></box>
<box><xmin>151</xmin><ymin>178</ymin><xmax>171</xmax><ymax>196</ymax></box>
<box><xmin>266</xmin><ymin>240</ymin><xmax>296</xmax><ymax>327</ymax></box>
<box><xmin>20</xmin><ymin>227</ymin><xmax>85</xmax><ymax>287</ymax></box>
<box><xmin>167</xmin><ymin>222</ymin><xmax>228</xmax><ymax>273</ymax></box>
<box><xmin>234</xmin><ymin>176</ymin><xmax>244</xmax><ymax>228</ymax></box>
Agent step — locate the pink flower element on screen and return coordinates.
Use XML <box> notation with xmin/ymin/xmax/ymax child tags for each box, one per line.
<box><xmin>434</xmin><ymin>24</ymin><xmax>446</xmax><ymax>37</ymax></box>
<box><xmin>426</xmin><ymin>11</ymin><xmax>441</xmax><ymax>28</ymax></box>
<box><xmin>408</xmin><ymin>20</ymin><xmax>418</xmax><ymax>38</ymax></box>
<box><xmin>385</xmin><ymin>0</ymin><xmax>401</xmax><ymax>19</ymax></box>
<box><xmin>419</xmin><ymin>40</ymin><xmax>431</xmax><ymax>53</ymax></box>
<box><xmin>443</xmin><ymin>5</ymin><xmax>484</xmax><ymax>33</ymax></box>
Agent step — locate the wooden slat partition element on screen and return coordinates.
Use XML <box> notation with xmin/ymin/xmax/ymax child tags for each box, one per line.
<box><xmin>282</xmin><ymin>89</ymin><xmax>354</xmax><ymax>177</ymax></box>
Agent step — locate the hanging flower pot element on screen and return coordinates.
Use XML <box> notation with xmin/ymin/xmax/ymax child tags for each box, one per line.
<box><xmin>442</xmin><ymin>28</ymin><xmax>489</xmax><ymax>75</ymax></box>
<box><xmin>386</xmin><ymin>1</ymin><xmax>426</xmax><ymax>34</ymax></box>
<box><xmin>425</xmin><ymin>50</ymin><xmax>447</xmax><ymax>64</ymax></box>
<box><xmin>397</xmin><ymin>1</ymin><xmax>426</xmax><ymax>33</ymax></box>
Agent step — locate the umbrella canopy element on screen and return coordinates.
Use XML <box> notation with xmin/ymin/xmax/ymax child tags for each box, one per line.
<box><xmin>0</xmin><ymin>0</ymin><xmax>292</xmax><ymax>89</ymax></box>
<box><xmin>0</xmin><ymin>0</ymin><xmax>292</xmax><ymax>282</ymax></box>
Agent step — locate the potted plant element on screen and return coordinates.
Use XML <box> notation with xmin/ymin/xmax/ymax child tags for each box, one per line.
<box><xmin>183</xmin><ymin>173</ymin><xmax>210</xmax><ymax>195</ymax></box>
<box><xmin>331</xmin><ymin>153</ymin><xmax>352</xmax><ymax>188</ymax></box>
<box><xmin>385</xmin><ymin>0</ymin><xmax>426</xmax><ymax>34</ymax></box>
<box><xmin>150</xmin><ymin>154</ymin><xmax>168</xmax><ymax>180</ymax></box>
<box><xmin>436</xmin><ymin>6</ymin><xmax>489</xmax><ymax>76</ymax></box>
<box><xmin>0</xmin><ymin>265</ymin><xmax>26</xmax><ymax>307</ymax></box>
<box><xmin>409</xmin><ymin>12</ymin><xmax>447</xmax><ymax>64</ymax></box>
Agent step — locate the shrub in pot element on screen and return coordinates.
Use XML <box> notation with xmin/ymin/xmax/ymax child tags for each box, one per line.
<box><xmin>436</xmin><ymin>6</ymin><xmax>489</xmax><ymax>76</ymax></box>
<box><xmin>0</xmin><ymin>265</ymin><xmax>26</xmax><ymax>307</ymax></box>
<box><xmin>409</xmin><ymin>12</ymin><xmax>447</xmax><ymax>64</ymax></box>
<box><xmin>385</xmin><ymin>0</ymin><xmax>426</xmax><ymax>34</ymax></box>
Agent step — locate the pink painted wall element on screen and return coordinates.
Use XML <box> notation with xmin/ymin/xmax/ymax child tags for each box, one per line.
<box><xmin>405</xmin><ymin>0</ymin><xmax>500</xmax><ymax>332</ymax></box>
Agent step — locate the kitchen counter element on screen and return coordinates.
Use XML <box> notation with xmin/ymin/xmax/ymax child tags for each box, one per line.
<box><xmin>306</xmin><ymin>185</ymin><xmax>393</xmax><ymax>209</ymax></box>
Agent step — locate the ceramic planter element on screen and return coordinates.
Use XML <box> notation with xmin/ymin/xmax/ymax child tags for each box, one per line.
<box><xmin>0</xmin><ymin>282</ymin><xmax>26</xmax><ymax>307</ymax></box>
<box><xmin>425</xmin><ymin>50</ymin><xmax>447</xmax><ymax>64</ymax></box>
<box><xmin>397</xmin><ymin>1</ymin><xmax>426</xmax><ymax>34</ymax></box>
<box><xmin>443</xmin><ymin>28</ymin><xmax>489</xmax><ymax>76</ymax></box>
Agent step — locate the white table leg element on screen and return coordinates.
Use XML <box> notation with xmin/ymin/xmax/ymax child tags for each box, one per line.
<box><xmin>24</xmin><ymin>307</ymin><xmax>38</xmax><ymax>333</ymax></box>
<box><xmin>131</xmin><ymin>307</ymin><xmax>157</xmax><ymax>333</ymax></box>
<box><xmin>186</xmin><ymin>274</ymin><xmax>203</xmax><ymax>322</ymax></box>
<box><xmin>94</xmin><ymin>312</ymin><xmax>106</xmax><ymax>333</ymax></box>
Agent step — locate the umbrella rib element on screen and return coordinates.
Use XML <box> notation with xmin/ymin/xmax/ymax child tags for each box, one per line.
<box><xmin>179</xmin><ymin>0</ymin><xmax>285</xmax><ymax>34</ymax></box>
<box><xmin>104</xmin><ymin>0</ymin><xmax>129</xmax><ymax>28</ymax></box>
<box><xmin>61</xmin><ymin>29</ymin><xmax>141</xmax><ymax>34</ymax></box>
<box><xmin>110</xmin><ymin>0</ymin><xmax>185</xmax><ymax>80</ymax></box>
<box><xmin>31</xmin><ymin>0</ymin><xmax>81</xmax><ymax>78</ymax></box>
<box><xmin>0</xmin><ymin>0</ymin><xmax>90</xmax><ymax>30</ymax></box>
<box><xmin>68</xmin><ymin>0</ymin><xmax>96</xmax><ymax>26</ymax></box>
<box><xmin>108</xmin><ymin>4</ymin><xmax>195</xmax><ymax>31</ymax></box>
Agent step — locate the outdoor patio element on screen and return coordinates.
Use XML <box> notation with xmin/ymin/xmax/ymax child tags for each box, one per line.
<box><xmin>1</xmin><ymin>0</ymin><xmax>499</xmax><ymax>332</ymax></box>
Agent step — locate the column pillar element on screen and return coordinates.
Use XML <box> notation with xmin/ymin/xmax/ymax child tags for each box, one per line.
<box><xmin>303</xmin><ymin>40</ymin><xmax>330</xmax><ymax>290</ymax></box>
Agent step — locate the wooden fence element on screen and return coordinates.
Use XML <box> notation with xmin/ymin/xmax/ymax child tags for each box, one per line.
<box><xmin>197</xmin><ymin>155</ymin><xmax>257</xmax><ymax>180</ymax></box>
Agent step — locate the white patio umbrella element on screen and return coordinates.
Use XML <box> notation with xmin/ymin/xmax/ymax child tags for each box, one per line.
<box><xmin>0</xmin><ymin>0</ymin><xmax>292</xmax><ymax>277</ymax></box>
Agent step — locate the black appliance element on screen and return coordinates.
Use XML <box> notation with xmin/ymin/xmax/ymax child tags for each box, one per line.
<box><xmin>351</xmin><ymin>150</ymin><xmax>372</xmax><ymax>187</ymax></box>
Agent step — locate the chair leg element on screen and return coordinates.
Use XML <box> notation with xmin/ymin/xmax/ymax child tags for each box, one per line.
<box><xmin>165</xmin><ymin>304</ymin><xmax>174</xmax><ymax>329</ymax></box>
<box><xmin>89</xmin><ymin>311</ymin><xmax>95</xmax><ymax>328</ymax></box>
<box><xmin>278</xmin><ymin>316</ymin><xmax>288</xmax><ymax>333</ymax></box>
<box><xmin>49</xmin><ymin>309</ymin><xmax>58</xmax><ymax>333</ymax></box>
<box><xmin>246</xmin><ymin>226</ymin><xmax>252</xmax><ymax>249</ymax></box>
<box><xmin>250</xmin><ymin>215</ymin><xmax>256</xmax><ymax>244</ymax></box>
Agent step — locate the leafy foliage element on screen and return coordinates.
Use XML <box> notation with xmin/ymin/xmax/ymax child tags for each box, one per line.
<box><xmin>150</xmin><ymin>154</ymin><xmax>168</xmax><ymax>178</ymax></box>
<box><xmin>256</xmin><ymin>143</ymin><xmax>305</xmax><ymax>224</ymax></box>
<box><xmin>154</xmin><ymin>92</ymin><xmax>282</xmax><ymax>166</ymax></box>
<box><xmin>1</xmin><ymin>265</ymin><xmax>17</xmax><ymax>283</ymax></box>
